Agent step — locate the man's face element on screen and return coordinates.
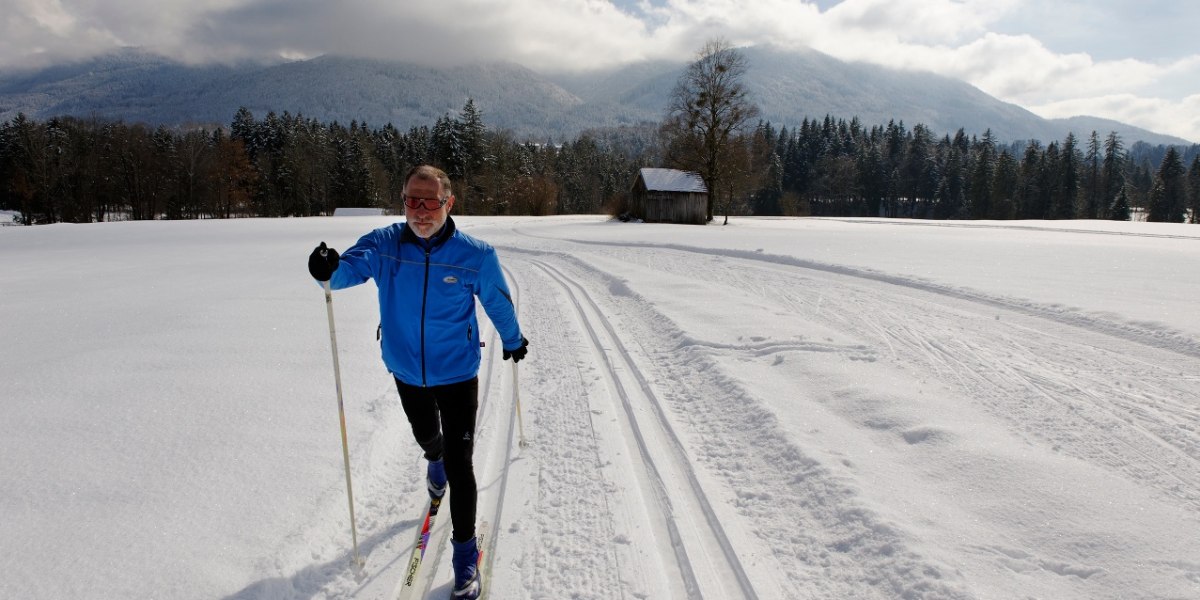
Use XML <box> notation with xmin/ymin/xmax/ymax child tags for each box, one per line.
<box><xmin>403</xmin><ymin>176</ymin><xmax>454</xmax><ymax>239</ymax></box>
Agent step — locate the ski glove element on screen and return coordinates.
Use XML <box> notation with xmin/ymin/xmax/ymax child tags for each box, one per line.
<box><xmin>308</xmin><ymin>242</ymin><xmax>340</xmax><ymax>281</ymax></box>
<box><xmin>503</xmin><ymin>336</ymin><xmax>530</xmax><ymax>363</ymax></box>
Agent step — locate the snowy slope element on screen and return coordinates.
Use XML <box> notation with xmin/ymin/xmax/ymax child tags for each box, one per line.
<box><xmin>1</xmin><ymin>216</ymin><xmax>1198</xmax><ymax>599</ymax></box>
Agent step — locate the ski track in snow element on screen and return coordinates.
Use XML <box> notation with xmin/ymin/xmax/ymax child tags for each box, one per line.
<box><xmin>498</xmin><ymin>263</ymin><xmax>631</xmax><ymax>599</ymax></box>
<box><xmin>510</xmin><ymin>248</ymin><xmax>973</xmax><ymax>600</ymax></box>
<box><xmin>471</xmin><ymin>221</ymin><xmax>1200</xmax><ymax>600</ymax></box>
<box><xmin>531</xmin><ymin>258</ymin><xmax>760</xmax><ymax>599</ymax></box>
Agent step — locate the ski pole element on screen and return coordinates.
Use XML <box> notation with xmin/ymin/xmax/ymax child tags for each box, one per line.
<box><xmin>323</xmin><ymin>277</ymin><xmax>364</xmax><ymax>569</ymax></box>
<box><xmin>512</xmin><ymin>361</ymin><xmax>527</xmax><ymax>448</ymax></box>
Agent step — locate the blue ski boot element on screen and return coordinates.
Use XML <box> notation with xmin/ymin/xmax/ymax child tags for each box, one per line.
<box><xmin>451</xmin><ymin>536</ymin><xmax>480</xmax><ymax>599</ymax></box>
<box><xmin>427</xmin><ymin>457</ymin><xmax>447</xmax><ymax>500</ymax></box>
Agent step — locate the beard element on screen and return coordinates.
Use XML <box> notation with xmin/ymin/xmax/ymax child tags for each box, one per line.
<box><xmin>407</xmin><ymin>214</ymin><xmax>445</xmax><ymax>238</ymax></box>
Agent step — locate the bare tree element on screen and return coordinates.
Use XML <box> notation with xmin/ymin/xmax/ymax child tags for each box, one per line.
<box><xmin>661</xmin><ymin>39</ymin><xmax>760</xmax><ymax>222</ymax></box>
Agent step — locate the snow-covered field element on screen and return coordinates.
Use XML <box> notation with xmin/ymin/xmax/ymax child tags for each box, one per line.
<box><xmin>2</xmin><ymin>215</ymin><xmax>1199</xmax><ymax>599</ymax></box>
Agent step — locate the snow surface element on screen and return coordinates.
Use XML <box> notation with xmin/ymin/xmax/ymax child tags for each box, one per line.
<box><xmin>2</xmin><ymin>215</ymin><xmax>1199</xmax><ymax>599</ymax></box>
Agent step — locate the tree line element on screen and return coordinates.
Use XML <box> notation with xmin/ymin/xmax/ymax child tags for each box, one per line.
<box><xmin>739</xmin><ymin>118</ymin><xmax>1200</xmax><ymax>223</ymax></box>
<box><xmin>0</xmin><ymin>101</ymin><xmax>639</xmax><ymax>224</ymax></box>
<box><xmin>2</xmin><ymin>97</ymin><xmax>1199</xmax><ymax>225</ymax></box>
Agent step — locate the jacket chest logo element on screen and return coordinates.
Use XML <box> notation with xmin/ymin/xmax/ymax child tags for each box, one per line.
<box><xmin>443</xmin><ymin>275</ymin><xmax>459</xmax><ymax>284</ymax></box>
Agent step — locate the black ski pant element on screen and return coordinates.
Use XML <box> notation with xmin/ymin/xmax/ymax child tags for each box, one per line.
<box><xmin>395</xmin><ymin>376</ymin><xmax>478</xmax><ymax>543</ymax></box>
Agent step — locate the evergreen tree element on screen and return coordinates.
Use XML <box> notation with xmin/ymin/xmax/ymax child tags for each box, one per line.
<box><xmin>1101</xmin><ymin>132</ymin><xmax>1125</xmax><ymax>219</ymax></box>
<box><xmin>1147</xmin><ymin>147</ymin><xmax>1187</xmax><ymax>222</ymax></box>
<box><xmin>1052</xmin><ymin>133</ymin><xmax>1081</xmax><ymax>219</ymax></box>
<box><xmin>1037</xmin><ymin>142</ymin><xmax>1060</xmax><ymax>219</ymax></box>
<box><xmin>431</xmin><ymin>115</ymin><xmax>460</xmax><ymax>181</ymax></box>
<box><xmin>230</xmin><ymin>107</ymin><xmax>258</xmax><ymax>157</ymax></box>
<box><xmin>856</xmin><ymin>142</ymin><xmax>886</xmax><ymax>216</ymax></box>
<box><xmin>990</xmin><ymin>149</ymin><xmax>1018</xmax><ymax>219</ymax></box>
<box><xmin>1017</xmin><ymin>140</ymin><xmax>1044</xmax><ymax>219</ymax></box>
<box><xmin>1083</xmin><ymin>131</ymin><xmax>1102</xmax><ymax>218</ymax></box>
<box><xmin>457</xmin><ymin>100</ymin><xmax>485</xmax><ymax>176</ymax></box>
<box><xmin>327</xmin><ymin>123</ymin><xmax>376</xmax><ymax>211</ymax></box>
<box><xmin>901</xmin><ymin>123</ymin><xmax>936</xmax><ymax>217</ymax></box>
<box><xmin>967</xmin><ymin>129</ymin><xmax>996</xmax><ymax>219</ymax></box>
<box><xmin>933</xmin><ymin>133</ymin><xmax>967</xmax><ymax>219</ymax></box>
<box><xmin>749</xmin><ymin>122</ymin><xmax>784</xmax><ymax>215</ymax></box>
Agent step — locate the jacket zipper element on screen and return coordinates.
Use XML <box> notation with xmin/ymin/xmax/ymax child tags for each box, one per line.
<box><xmin>420</xmin><ymin>247</ymin><xmax>431</xmax><ymax>386</ymax></box>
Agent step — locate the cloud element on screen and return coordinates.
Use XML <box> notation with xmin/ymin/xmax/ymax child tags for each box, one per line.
<box><xmin>822</xmin><ymin>0</ymin><xmax>1019</xmax><ymax>44</ymax></box>
<box><xmin>177</xmin><ymin>0</ymin><xmax>665</xmax><ymax>69</ymax></box>
<box><xmin>0</xmin><ymin>0</ymin><xmax>119</xmax><ymax>66</ymax></box>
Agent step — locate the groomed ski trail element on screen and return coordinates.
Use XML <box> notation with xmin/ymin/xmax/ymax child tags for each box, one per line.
<box><xmin>531</xmin><ymin>258</ymin><xmax>760</xmax><ymax>599</ymax></box>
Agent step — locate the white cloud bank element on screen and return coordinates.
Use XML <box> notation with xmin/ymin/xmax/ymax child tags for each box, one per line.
<box><xmin>0</xmin><ymin>0</ymin><xmax>1196</xmax><ymax>142</ymax></box>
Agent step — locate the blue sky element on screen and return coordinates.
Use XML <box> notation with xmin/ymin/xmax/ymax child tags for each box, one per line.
<box><xmin>2</xmin><ymin>0</ymin><xmax>1197</xmax><ymax>142</ymax></box>
<box><xmin>990</xmin><ymin>1</ymin><xmax>1190</xmax><ymax>62</ymax></box>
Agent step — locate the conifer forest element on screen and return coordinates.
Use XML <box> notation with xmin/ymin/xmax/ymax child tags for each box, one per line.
<box><xmin>2</xmin><ymin>100</ymin><xmax>1198</xmax><ymax>225</ymax></box>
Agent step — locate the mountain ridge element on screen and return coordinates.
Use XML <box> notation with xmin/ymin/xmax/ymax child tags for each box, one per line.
<box><xmin>0</xmin><ymin>46</ymin><xmax>1190</xmax><ymax>146</ymax></box>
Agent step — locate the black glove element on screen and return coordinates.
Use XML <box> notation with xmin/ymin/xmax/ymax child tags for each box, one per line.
<box><xmin>503</xmin><ymin>336</ymin><xmax>529</xmax><ymax>363</ymax></box>
<box><xmin>308</xmin><ymin>242</ymin><xmax>340</xmax><ymax>281</ymax></box>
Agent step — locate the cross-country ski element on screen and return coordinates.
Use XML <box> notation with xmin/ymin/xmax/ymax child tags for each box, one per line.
<box><xmin>396</xmin><ymin>497</ymin><xmax>442</xmax><ymax>598</ymax></box>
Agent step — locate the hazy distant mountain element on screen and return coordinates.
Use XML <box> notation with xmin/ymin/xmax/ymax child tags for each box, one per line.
<box><xmin>737</xmin><ymin>46</ymin><xmax>1192</xmax><ymax>147</ymax></box>
<box><xmin>0</xmin><ymin>46</ymin><xmax>1190</xmax><ymax>146</ymax></box>
<box><xmin>0</xmin><ymin>49</ymin><xmax>588</xmax><ymax>134</ymax></box>
<box><xmin>1045</xmin><ymin>115</ymin><xmax>1181</xmax><ymax>147</ymax></box>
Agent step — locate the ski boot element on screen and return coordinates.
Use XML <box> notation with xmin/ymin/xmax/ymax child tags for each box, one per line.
<box><xmin>451</xmin><ymin>536</ymin><xmax>480</xmax><ymax>599</ymax></box>
<box><xmin>427</xmin><ymin>457</ymin><xmax>447</xmax><ymax>500</ymax></box>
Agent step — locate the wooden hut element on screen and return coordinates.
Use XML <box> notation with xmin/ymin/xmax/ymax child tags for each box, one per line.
<box><xmin>629</xmin><ymin>168</ymin><xmax>708</xmax><ymax>224</ymax></box>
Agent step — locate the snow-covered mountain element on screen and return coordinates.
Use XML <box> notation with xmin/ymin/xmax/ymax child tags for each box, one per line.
<box><xmin>0</xmin><ymin>46</ymin><xmax>1190</xmax><ymax>145</ymax></box>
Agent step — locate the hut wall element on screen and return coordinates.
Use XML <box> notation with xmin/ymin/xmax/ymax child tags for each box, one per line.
<box><xmin>641</xmin><ymin>192</ymin><xmax>707</xmax><ymax>224</ymax></box>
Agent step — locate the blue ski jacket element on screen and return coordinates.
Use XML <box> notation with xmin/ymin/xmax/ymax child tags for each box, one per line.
<box><xmin>325</xmin><ymin>217</ymin><xmax>523</xmax><ymax>387</ymax></box>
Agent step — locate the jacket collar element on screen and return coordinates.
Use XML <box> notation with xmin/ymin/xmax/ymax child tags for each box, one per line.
<box><xmin>401</xmin><ymin>215</ymin><xmax>457</xmax><ymax>249</ymax></box>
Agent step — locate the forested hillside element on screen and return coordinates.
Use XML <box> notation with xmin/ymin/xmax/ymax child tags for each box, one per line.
<box><xmin>0</xmin><ymin>47</ymin><xmax>1190</xmax><ymax>146</ymax></box>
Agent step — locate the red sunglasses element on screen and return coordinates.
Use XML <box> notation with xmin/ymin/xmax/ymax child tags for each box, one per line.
<box><xmin>403</xmin><ymin>195</ymin><xmax>448</xmax><ymax>210</ymax></box>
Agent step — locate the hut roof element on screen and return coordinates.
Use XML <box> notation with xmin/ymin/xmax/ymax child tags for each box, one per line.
<box><xmin>639</xmin><ymin>168</ymin><xmax>707</xmax><ymax>193</ymax></box>
<box><xmin>333</xmin><ymin>207</ymin><xmax>387</xmax><ymax>216</ymax></box>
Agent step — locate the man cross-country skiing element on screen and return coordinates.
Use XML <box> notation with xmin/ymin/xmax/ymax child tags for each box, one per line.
<box><xmin>308</xmin><ymin>164</ymin><xmax>528</xmax><ymax>599</ymax></box>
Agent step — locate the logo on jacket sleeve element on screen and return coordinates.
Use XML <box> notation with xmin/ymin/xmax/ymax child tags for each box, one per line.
<box><xmin>443</xmin><ymin>275</ymin><xmax>459</xmax><ymax>284</ymax></box>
